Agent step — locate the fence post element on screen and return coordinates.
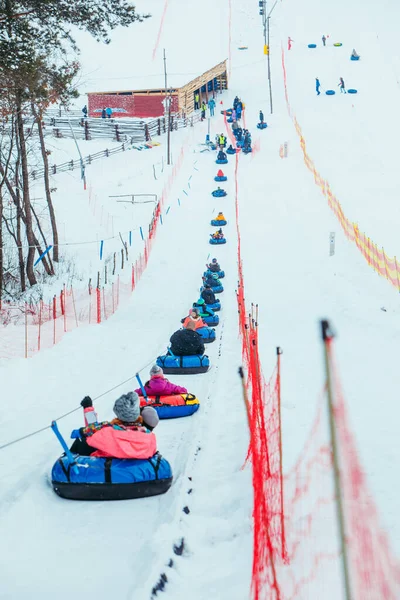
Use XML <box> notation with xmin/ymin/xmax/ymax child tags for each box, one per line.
<box><xmin>53</xmin><ymin>295</ymin><xmax>57</xmax><ymax>345</ymax></box>
<box><xmin>115</xmin><ymin>124</ymin><xmax>120</xmax><ymax>142</ymax></box>
<box><xmin>84</xmin><ymin>120</ymin><xmax>90</xmax><ymax>141</ymax></box>
<box><xmin>96</xmin><ymin>286</ymin><xmax>101</xmax><ymax>324</ymax></box>
<box><xmin>113</xmin><ymin>252</ymin><xmax>116</xmax><ymax>275</ymax></box>
<box><xmin>144</xmin><ymin>124</ymin><xmax>150</xmax><ymax>141</ymax></box>
<box><xmin>112</xmin><ymin>282</ymin><xmax>115</xmax><ymax>314</ymax></box>
<box><xmin>25</xmin><ymin>302</ymin><xmax>28</xmax><ymax>358</ymax></box>
<box><xmin>63</xmin><ymin>283</ymin><xmax>67</xmax><ymax>332</ymax></box>
<box><xmin>102</xmin><ymin>288</ymin><xmax>107</xmax><ymax>320</ymax></box>
<box><xmin>276</xmin><ymin>346</ymin><xmax>287</xmax><ymax>560</ymax></box>
<box><xmin>121</xmin><ymin>248</ymin><xmax>124</xmax><ymax>269</ymax></box>
<box><xmin>71</xmin><ymin>286</ymin><xmax>78</xmax><ymax>328</ymax></box>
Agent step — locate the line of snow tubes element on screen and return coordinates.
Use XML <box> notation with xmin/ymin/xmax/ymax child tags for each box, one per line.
<box><xmin>211</xmin><ymin>219</ymin><xmax>227</xmax><ymax>226</ymax></box>
<box><xmin>209</xmin><ymin>238</ymin><xmax>226</xmax><ymax>245</ymax></box>
<box><xmin>156</xmin><ymin>354</ymin><xmax>210</xmax><ymax>374</ymax></box>
<box><xmin>216</xmin><ymin>158</ymin><xmax>228</xmax><ymax>164</ymax></box>
<box><xmin>52</xmin><ymin>452</ymin><xmax>173</xmax><ymax>501</ymax></box>
<box><xmin>212</xmin><ymin>189</ymin><xmax>227</xmax><ymax>197</ymax></box>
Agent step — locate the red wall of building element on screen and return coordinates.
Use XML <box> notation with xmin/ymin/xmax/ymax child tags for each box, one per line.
<box><xmin>88</xmin><ymin>93</ymin><xmax>179</xmax><ymax>118</ymax></box>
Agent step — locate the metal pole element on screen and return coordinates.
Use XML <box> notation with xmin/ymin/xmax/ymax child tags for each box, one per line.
<box><xmin>64</xmin><ymin>105</ymin><xmax>86</xmax><ymax>188</ymax></box>
<box><xmin>267</xmin><ymin>1</ymin><xmax>278</xmax><ymax>114</ymax></box>
<box><xmin>163</xmin><ymin>48</ymin><xmax>171</xmax><ymax>166</ymax></box>
<box><xmin>321</xmin><ymin>320</ymin><xmax>353</xmax><ymax>600</ymax></box>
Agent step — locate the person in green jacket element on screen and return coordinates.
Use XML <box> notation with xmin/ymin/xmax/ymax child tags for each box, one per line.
<box><xmin>194</xmin><ymin>92</ymin><xmax>200</xmax><ymax>110</ymax></box>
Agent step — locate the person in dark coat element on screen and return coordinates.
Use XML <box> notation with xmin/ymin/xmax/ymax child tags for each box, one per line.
<box><xmin>208</xmin><ymin>258</ymin><xmax>221</xmax><ymax>272</ymax></box>
<box><xmin>233</xmin><ymin>96</ymin><xmax>239</xmax><ymax>110</ymax></box>
<box><xmin>101</xmin><ymin>107</ymin><xmax>106</xmax><ymax>119</ymax></box>
<box><xmin>82</xmin><ymin>105</ymin><xmax>88</xmax><ymax>118</ymax></box>
<box><xmin>201</xmin><ymin>284</ymin><xmax>217</xmax><ymax>305</ymax></box>
<box><xmin>169</xmin><ymin>326</ymin><xmax>205</xmax><ymax>356</ymax></box>
<box><xmin>322</xmin><ymin>35</ymin><xmax>327</xmax><ymax>46</ymax></box>
<box><xmin>217</xmin><ymin>150</ymin><xmax>227</xmax><ymax>161</ymax></box>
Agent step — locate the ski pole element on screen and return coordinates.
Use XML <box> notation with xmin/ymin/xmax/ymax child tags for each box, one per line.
<box><xmin>51</xmin><ymin>421</ymin><xmax>79</xmax><ymax>475</ymax></box>
<box><xmin>136</xmin><ymin>373</ymin><xmax>148</xmax><ymax>404</ymax></box>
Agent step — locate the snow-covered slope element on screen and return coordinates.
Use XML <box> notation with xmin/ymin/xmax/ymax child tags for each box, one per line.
<box><xmin>2</xmin><ymin>0</ymin><xmax>400</xmax><ymax>598</ymax></box>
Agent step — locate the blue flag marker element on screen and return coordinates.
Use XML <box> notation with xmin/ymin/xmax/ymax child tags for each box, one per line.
<box><xmin>166</xmin><ymin>206</ymin><xmax>171</xmax><ymax>214</ymax></box>
<box><xmin>99</xmin><ymin>240</ymin><xmax>104</xmax><ymax>260</ymax></box>
<box><xmin>129</xmin><ymin>231</ymin><xmax>132</xmax><ymax>246</ymax></box>
<box><xmin>140</xmin><ymin>226</ymin><xmax>144</xmax><ymax>240</ymax></box>
<box><xmin>34</xmin><ymin>245</ymin><xmax>53</xmax><ymax>267</ymax></box>
<box><xmin>194</xmin><ymin>166</ymin><xmax>199</xmax><ymax>172</ymax></box>
<box><xmin>183</xmin><ymin>190</ymin><xmax>188</xmax><ymax>196</ymax></box>
<box><xmin>188</xmin><ymin>181</ymin><xmax>191</xmax><ymax>189</ymax></box>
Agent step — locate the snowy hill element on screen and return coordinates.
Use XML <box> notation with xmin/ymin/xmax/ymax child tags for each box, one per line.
<box><xmin>2</xmin><ymin>0</ymin><xmax>400</xmax><ymax>598</ymax></box>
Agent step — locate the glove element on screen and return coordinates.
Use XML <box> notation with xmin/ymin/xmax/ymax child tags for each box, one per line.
<box><xmin>81</xmin><ymin>396</ymin><xmax>93</xmax><ymax>409</ymax></box>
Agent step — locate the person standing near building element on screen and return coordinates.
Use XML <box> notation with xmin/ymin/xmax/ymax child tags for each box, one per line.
<box><xmin>101</xmin><ymin>107</ymin><xmax>106</xmax><ymax>119</ymax></box>
<box><xmin>82</xmin><ymin>105</ymin><xmax>88</xmax><ymax>118</ymax></box>
<box><xmin>201</xmin><ymin>101</ymin><xmax>207</xmax><ymax>121</ymax></box>
<box><xmin>194</xmin><ymin>92</ymin><xmax>200</xmax><ymax>110</ymax></box>
<box><xmin>106</xmin><ymin>106</ymin><xmax>113</xmax><ymax>118</ymax></box>
<box><xmin>208</xmin><ymin>97</ymin><xmax>215</xmax><ymax>116</ymax></box>
<box><xmin>316</xmin><ymin>78</ymin><xmax>321</xmax><ymax>95</ymax></box>
<box><xmin>338</xmin><ymin>77</ymin><xmax>346</xmax><ymax>93</ymax></box>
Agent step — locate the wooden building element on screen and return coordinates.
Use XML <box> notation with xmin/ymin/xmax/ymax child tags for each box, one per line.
<box><xmin>87</xmin><ymin>59</ymin><xmax>228</xmax><ymax>119</ymax></box>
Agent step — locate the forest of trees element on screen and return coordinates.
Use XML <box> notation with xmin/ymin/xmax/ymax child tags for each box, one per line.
<box><xmin>0</xmin><ymin>0</ymin><xmax>148</xmax><ymax>300</ymax></box>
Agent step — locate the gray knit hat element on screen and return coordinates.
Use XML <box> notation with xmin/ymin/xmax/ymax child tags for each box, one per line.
<box><xmin>113</xmin><ymin>391</ymin><xmax>140</xmax><ymax>422</ymax></box>
<box><xmin>141</xmin><ymin>406</ymin><xmax>160</xmax><ymax>430</ymax></box>
<box><xmin>150</xmin><ymin>364</ymin><xmax>163</xmax><ymax>377</ymax></box>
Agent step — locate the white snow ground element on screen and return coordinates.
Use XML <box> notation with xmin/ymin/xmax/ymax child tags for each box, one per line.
<box><xmin>2</xmin><ymin>0</ymin><xmax>400</xmax><ymax>598</ymax></box>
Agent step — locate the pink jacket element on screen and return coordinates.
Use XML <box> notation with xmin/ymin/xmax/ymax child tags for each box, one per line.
<box><xmin>87</xmin><ymin>427</ymin><xmax>156</xmax><ymax>459</ymax></box>
<box><xmin>135</xmin><ymin>375</ymin><xmax>187</xmax><ymax>397</ymax></box>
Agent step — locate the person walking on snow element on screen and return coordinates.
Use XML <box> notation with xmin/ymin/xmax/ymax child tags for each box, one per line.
<box><xmin>259</xmin><ymin>110</ymin><xmax>264</xmax><ymax>123</ymax></box>
<box><xmin>322</xmin><ymin>35</ymin><xmax>327</xmax><ymax>46</ymax></box>
<box><xmin>338</xmin><ymin>77</ymin><xmax>346</xmax><ymax>93</ymax></box>
<box><xmin>315</xmin><ymin>78</ymin><xmax>321</xmax><ymax>95</ymax></box>
<box><xmin>208</xmin><ymin>97</ymin><xmax>216</xmax><ymax>116</ymax></box>
<box><xmin>288</xmin><ymin>37</ymin><xmax>293</xmax><ymax>50</ymax></box>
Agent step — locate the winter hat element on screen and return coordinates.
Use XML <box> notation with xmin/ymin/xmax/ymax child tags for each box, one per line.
<box><xmin>113</xmin><ymin>391</ymin><xmax>140</xmax><ymax>422</ymax></box>
<box><xmin>212</xmin><ymin>258</ymin><xmax>218</xmax><ymax>263</ymax></box>
<box><xmin>150</xmin><ymin>364</ymin><xmax>163</xmax><ymax>377</ymax></box>
<box><xmin>140</xmin><ymin>406</ymin><xmax>159</xmax><ymax>431</ymax></box>
<box><xmin>196</xmin><ymin>298</ymin><xmax>205</xmax><ymax>305</ymax></box>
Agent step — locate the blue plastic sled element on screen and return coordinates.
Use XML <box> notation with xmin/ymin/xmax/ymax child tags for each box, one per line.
<box><xmin>156</xmin><ymin>354</ymin><xmax>210</xmax><ymax>374</ymax></box>
<box><xmin>207</xmin><ymin>301</ymin><xmax>221</xmax><ymax>311</ymax></box>
<box><xmin>51</xmin><ymin>453</ymin><xmax>173</xmax><ymax>501</ymax></box>
<box><xmin>212</xmin><ymin>189</ymin><xmax>227</xmax><ymax>197</ymax></box>
<box><xmin>226</xmin><ymin>148</ymin><xmax>237</xmax><ymax>154</ymax></box>
<box><xmin>348</xmin><ymin>89</ymin><xmax>358</xmax><ymax>94</ymax></box>
<box><xmin>216</xmin><ymin>159</ymin><xmax>228</xmax><ymax>164</ymax></box>
<box><xmin>197</xmin><ymin>327</ymin><xmax>216</xmax><ymax>343</ymax></box>
<box><xmin>326</xmin><ymin>90</ymin><xmax>336</xmax><ymax>95</ymax></box>
<box><xmin>211</xmin><ymin>219</ymin><xmax>227</xmax><ymax>226</ymax></box>
<box><xmin>308</xmin><ymin>44</ymin><xmax>317</xmax><ymax>48</ymax></box>
<box><xmin>204</xmin><ymin>270</ymin><xmax>225</xmax><ymax>279</ymax></box>
<box><xmin>242</xmin><ymin>147</ymin><xmax>252</xmax><ymax>154</ymax></box>
<box><xmin>210</xmin><ymin>238</ymin><xmax>226</xmax><ymax>245</ymax></box>
<box><xmin>257</xmin><ymin>123</ymin><xmax>268</xmax><ymax>129</ymax></box>
<box><xmin>350</xmin><ymin>55</ymin><xmax>360</xmax><ymax>61</ymax></box>
<box><xmin>202</xmin><ymin>314</ymin><xmax>219</xmax><ymax>327</ymax></box>
<box><xmin>214</xmin><ymin>175</ymin><xmax>227</xmax><ymax>182</ymax></box>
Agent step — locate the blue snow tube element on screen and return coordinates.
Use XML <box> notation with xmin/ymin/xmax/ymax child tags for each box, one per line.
<box><xmin>226</xmin><ymin>147</ymin><xmax>237</xmax><ymax>154</ymax></box>
<box><xmin>326</xmin><ymin>90</ymin><xmax>336</xmax><ymax>95</ymax></box>
<box><xmin>212</xmin><ymin>189</ymin><xmax>227</xmax><ymax>197</ymax></box>
<box><xmin>221</xmin><ymin>109</ymin><xmax>232</xmax><ymax>115</ymax></box>
<box><xmin>204</xmin><ymin>270</ymin><xmax>225</xmax><ymax>279</ymax></box>
<box><xmin>257</xmin><ymin>123</ymin><xmax>268</xmax><ymax>129</ymax></box>
<box><xmin>242</xmin><ymin>147</ymin><xmax>252</xmax><ymax>154</ymax></box>
<box><xmin>51</xmin><ymin>452</ymin><xmax>173</xmax><ymax>501</ymax></box>
<box><xmin>197</xmin><ymin>327</ymin><xmax>216</xmax><ymax>343</ymax></box>
<box><xmin>202</xmin><ymin>314</ymin><xmax>219</xmax><ymax>326</ymax></box>
<box><xmin>207</xmin><ymin>300</ymin><xmax>221</xmax><ymax>312</ymax></box>
<box><xmin>156</xmin><ymin>354</ymin><xmax>210</xmax><ymax>374</ymax></box>
<box><xmin>214</xmin><ymin>175</ymin><xmax>227</xmax><ymax>182</ymax></box>
<box><xmin>227</xmin><ymin>117</ymin><xmax>233</xmax><ymax>123</ymax></box>
<box><xmin>308</xmin><ymin>44</ymin><xmax>317</xmax><ymax>48</ymax></box>
<box><xmin>216</xmin><ymin>159</ymin><xmax>228</xmax><ymax>164</ymax></box>
<box><xmin>211</xmin><ymin>219</ymin><xmax>227</xmax><ymax>226</ymax></box>
<box><xmin>202</xmin><ymin>284</ymin><xmax>223</xmax><ymax>294</ymax></box>
<box><xmin>350</xmin><ymin>55</ymin><xmax>360</xmax><ymax>61</ymax></box>
<box><xmin>236</xmin><ymin>139</ymin><xmax>244</xmax><ymax>147</ymax></box>
<box><xmin>209</xmin><ymin>238</ymin><xmax>226</xmax><ymax>245</ymax></box>
<box><xmin>348</xmin><ymin>89</ymin><xmax>358</xmax><ymax>94</ymax></box>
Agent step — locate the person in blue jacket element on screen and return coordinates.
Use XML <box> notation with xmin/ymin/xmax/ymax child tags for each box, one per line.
<box><xmin>316</xmin><ymin>78</ymin><xmax>321</xmax><ymax>96</ymax></box>
<box><xmin>208</xmin><ymin>97</ymin><xmax>216</xmax><ymax>117</ymax></box>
